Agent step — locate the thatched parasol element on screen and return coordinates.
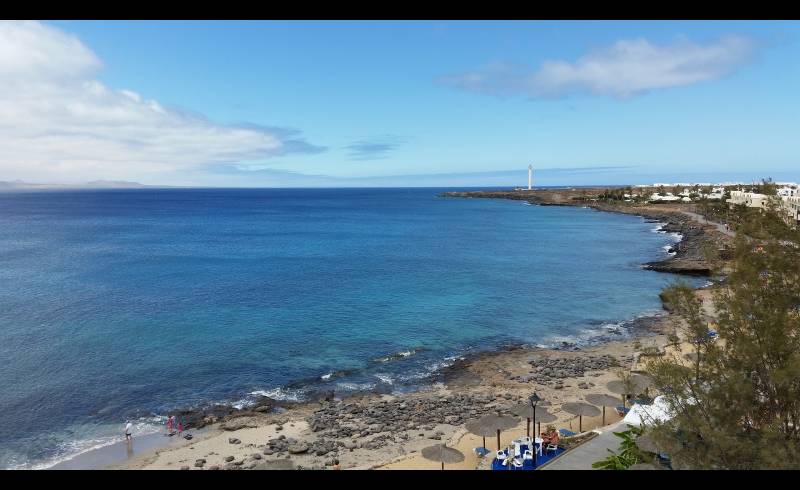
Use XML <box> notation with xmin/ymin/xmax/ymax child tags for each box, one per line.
<box><xmin>421</xmin><ymin>443</ymin><xmax>465</xmax><ymax>470</ymax></box>
<box><xmin>465</xmin><ymin>418</ymin><xmax>498</xmax><ymax>454</ymax></box>
<box><xmin>606</xmin><ymin>374</ymin><xmax>653</xmax><ymax>407</ymax></box>
<box><xmin>474</xmin><ymin>413</ymin><xmax>520</xmax><ymax>451</ymax></box>
<box><xmin>561</xmin><ymin>402</ymin><xmax>601</xmax><ymax>433</ymax></box>
<box><xmin>531</xmin><ymin>408</ymin><xmax>557</xmax><ymax>437</ymax></box>
<box><xmin>505</xmin><ymin>398</ymin><xmax>553</xmax><ymax>437</ymax></box>
<box><xmin>585</xmin><ymin>393</ymin><xmax>624</xmax><ymax>426</ymax></box>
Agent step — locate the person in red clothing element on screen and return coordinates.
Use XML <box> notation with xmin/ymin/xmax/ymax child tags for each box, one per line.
<box><xmin>166</xmin><ymin>416</ymin><xmax>173</xmax><ymax>434</ymax></box>
<box><xmin>178</xmin><ymin>421</ymin><xmax>183</xmax><ymax>436</ymax></box>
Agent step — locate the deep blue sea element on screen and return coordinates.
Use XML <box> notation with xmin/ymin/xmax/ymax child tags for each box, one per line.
<box><xmin>0</xmin><ymin>188</ymin><xmax>697</xmax><ymax>468</ymax></box>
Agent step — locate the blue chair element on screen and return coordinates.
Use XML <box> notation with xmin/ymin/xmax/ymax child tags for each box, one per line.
<box><xmin>474</xmin><ymin>446</ymin><xmax>490</xmax><ymax>457</ymax></box>
<box><xmin>558</xmin><ymin>428</ymin><xmax>576</xmax><ymax>437</ymax></box>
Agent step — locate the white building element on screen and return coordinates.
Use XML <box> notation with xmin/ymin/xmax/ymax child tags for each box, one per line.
<box><xmin>786</xmin><ymin>196</ymin><xmax>800</xmax><ymax>225</ymax></box>
<box><xmin>649</xmin><ymin>192</ymin><xmax>681</xmax><ymax>203</ymax></box>
<box><xmin>728</xmin><ymin>190</ymin><xmax>769</xmax><ymax>208</ymax></box>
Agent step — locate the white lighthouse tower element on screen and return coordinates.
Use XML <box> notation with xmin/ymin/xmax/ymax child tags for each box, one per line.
<box><xmin>528</xmin><ymin>164</ymin><xmax>534</xmax><ymax>190</ymax></box>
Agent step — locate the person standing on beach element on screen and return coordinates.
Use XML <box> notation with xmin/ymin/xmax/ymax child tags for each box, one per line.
<box><xmin>177</xmin><ymin>420</ymin><xmax>183</xmax><ymax>437</ymax></box>
<box><xmin>125</xmin><ymin>422</ymin><xmax>133</xmax><ymax>441</ymax></box>
<box><xmin>166</xmin><ymin>415</ymin><xmax>173</xmax><ymax>434</ymax></box>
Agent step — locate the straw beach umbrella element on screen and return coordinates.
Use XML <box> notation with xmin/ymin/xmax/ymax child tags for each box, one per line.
<box><xmin>506</xmin><ymin>399</ymin><xmax>552</xmax><ymax>437</ymax></box>
<box><xmin>421</xmin><ymin>443</ymin><xmax>465</xmax><ymax>470</ymax></box>
<box><xmin>561</xmin><ymin>402</ymin><xmax>601</xmax><ymax>433</ymax></box>
<box><xmin>607</xmin><ymin>374</ymin><xmax>652</xmax><ymax>407</ymax></box>
<box><xmin>465</xmin><ymin>418</ymin><xmax>499</xmax><ymax>456</ymax></box>
<box><xmin>585</xmin><ymin>394</ymin><xmax>623</xmax><ymax>426</ymax></box>
<box><xmin>530</xmin><ymin>408</ymin><xmax>556</xmax><ymax>437</ymax></box>
<box><xmin>475</xmin><ymin>413</ymin><xmax>520</xmax><ymax>451</ymax></box>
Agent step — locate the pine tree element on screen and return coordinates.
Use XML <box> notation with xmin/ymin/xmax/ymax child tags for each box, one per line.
<box><xmin>644</xmin><ymin>204</ymin><xmax>800</xmax><ymax>469</ymax></box>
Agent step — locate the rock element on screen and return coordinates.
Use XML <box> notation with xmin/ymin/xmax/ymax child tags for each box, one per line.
<box><xmin>208</xmin><ymin>465</ymin><xmax>220</xmax><ymax>470</ymax></box>
<box><xmin>288</xmin><ymin>443</ymin><xmax>309</xmax><ymax>454</ymax></box>
<box><xmin>220</xmin><ymin>416</ymin><xmax>260</xmax><ymax>431</ymax></box>
<box><xmin>224</xmin><ymin>455</ymin><xmax>235</xmax><ymax>462</ymax></box>
<box><xmin>180</xmin><ymin>466</ymin><xmax>190</xmax><ymax>470</ymax></box>
<box><xmin>194</xmin><ymin>460</ymin><xmax>205</xmax><ymax>468</ymax></box>
<box><xmin>250</xmin><ymin>453</ymin><xmax>262</xmax><ymax>460</ymax></box>
<box><xmin>228</xmin><ymin>438</ymin><xmax>241</xmax><ymax>444</ymax></box>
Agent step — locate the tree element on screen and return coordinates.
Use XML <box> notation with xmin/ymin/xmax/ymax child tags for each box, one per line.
<box><xmin>644</xmin><ymin>204</ymin><xmax>800</xmax><ymax>469</ymax></box>
<box><xmin>591</xmin><ymin>425</ymin><xmax>646</xmax><ymax>470</ymax></box>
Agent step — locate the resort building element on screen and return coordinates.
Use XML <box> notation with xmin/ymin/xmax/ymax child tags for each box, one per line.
<box><xmin>649</xmin><ymin>192</ymin><xmax>681</xmax><ymax>203</ymax></box>
<box><xmin>785</xmin><ymin>196</ymin><xmax>800</xmax><ymax>225</ymax></box>
<box><xmin>728</xmin><ymin>191</ymin><xmax>769</xmax><ymax>208</ymax></box>
<box><xmin>728</xmin><ymin>190</ymin><xmax>800</xmax><ymax>228</ymax></box>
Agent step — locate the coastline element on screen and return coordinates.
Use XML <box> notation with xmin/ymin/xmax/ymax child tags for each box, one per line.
<box><xmin>48</xmin><ymin>191</ymin><xmax>729</xmax><ymax>470</ymax></box>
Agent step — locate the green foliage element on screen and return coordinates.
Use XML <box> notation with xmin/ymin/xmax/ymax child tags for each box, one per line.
<box><xmin>591</xmin><ymin>425</ymin><xmax>645</xmax><ymax>469</ymax></box>
<box><xmin>645</xmin><ymin>204</ymin><xmax>800</xmax><ymax>469</ymax></box>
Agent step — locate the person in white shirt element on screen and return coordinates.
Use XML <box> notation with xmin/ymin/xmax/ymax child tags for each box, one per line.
<box><xmin>125</xmin><ymin>422</ymin><xmax>133</xmax><ymax>440</ymax></box>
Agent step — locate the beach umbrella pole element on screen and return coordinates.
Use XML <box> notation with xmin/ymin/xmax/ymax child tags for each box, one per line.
<box><xmin>526</xmin><ymin>417</ymin><xmax>530</xmax><ymax>437</ymax></box>
<box><xmin>496</xmin><ymin>429</ymin><xmax>501</xmax><ymax>451</ymax></box>
<box><xmin>603</xmin><ymin>406</ymin><xmax>606</xmax><ymax>426</ymax></box>
<box><xmin>579</xmin><ymin>415</ymin><xmax>582</xmax><ymax>433</ymax></box>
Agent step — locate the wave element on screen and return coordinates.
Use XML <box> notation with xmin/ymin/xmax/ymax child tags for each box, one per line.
<box><xmin>533</xmin><ymin>311</ymin><xmax>667</xmax><ymax>350</ymax></box>
<box><xmin>8</xmin><ymin>417</ymin><xmax>163</xmax><ymax>470</ymax></box>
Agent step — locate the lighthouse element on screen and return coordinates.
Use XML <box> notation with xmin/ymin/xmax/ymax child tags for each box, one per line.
<box><xmin>528</xmin><ymin>164</ymin><xmax>534</xmax><ymax>190</ymax></box>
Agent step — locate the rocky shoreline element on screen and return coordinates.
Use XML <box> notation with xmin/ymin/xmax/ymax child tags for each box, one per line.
<box><xmin>441</xmin><ymin>189</ymin><xmax>730</xmax><ymax>276</ymax></box>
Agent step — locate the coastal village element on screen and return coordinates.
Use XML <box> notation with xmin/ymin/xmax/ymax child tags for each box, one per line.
<box><xmin>107</xmin><ymin>176</ymin><xmax>800</xmax><ymax>471</ymax></box>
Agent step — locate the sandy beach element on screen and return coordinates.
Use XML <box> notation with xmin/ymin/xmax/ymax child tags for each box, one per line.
<box><xmin>112</xmin><ymin>295</ymin><xmax>717</xmax><ymax>470</ymax></box>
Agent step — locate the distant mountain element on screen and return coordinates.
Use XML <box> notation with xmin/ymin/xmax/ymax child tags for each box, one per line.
<box><xmin>84</xmin><ymin>180</ymin><xmax>147</xmax><ymax>188</ymax></box>
<box><xmin>0</xmin><ymin>180</ymin><xmax>172</xmax><ymax>190</ymax></box>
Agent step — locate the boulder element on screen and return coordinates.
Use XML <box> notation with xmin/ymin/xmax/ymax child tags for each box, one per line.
<box><xmin>288</xmin><ymin>442</ymin><xmax>309</xmax><ymax>454</ymax></box>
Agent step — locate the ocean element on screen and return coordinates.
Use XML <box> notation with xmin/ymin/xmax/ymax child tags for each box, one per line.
<box><xmin>0</xmin><ymin>188</ymin><xmax>696</xmax><ymax>469</ymax></box>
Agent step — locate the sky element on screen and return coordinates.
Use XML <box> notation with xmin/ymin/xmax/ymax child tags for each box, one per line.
<box><xmin>1</xmin><ymin>20</ymin><xmax>798</xmax><ymax>187</ymax></box>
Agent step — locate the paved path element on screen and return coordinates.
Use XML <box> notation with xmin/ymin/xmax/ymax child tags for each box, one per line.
<box><xmin>679</xmin><ymin>210</ymin><xmax>736</xmax><ymax>238</ymax></box>
<box><xmin>539</xmin><ymin>421</ymin><xmax>627</xmax><ymax>470</ymax></box>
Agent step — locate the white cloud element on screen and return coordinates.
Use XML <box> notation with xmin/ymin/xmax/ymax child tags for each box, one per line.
<box><xmin>440</xmin><ymin>35</ymin><xmax>757</xmax><ymax>98</ymax></box>
<box><xmin>0</xmin><ymin>21</ymin><xmax>322</xmax><ymax>184</ymax></box>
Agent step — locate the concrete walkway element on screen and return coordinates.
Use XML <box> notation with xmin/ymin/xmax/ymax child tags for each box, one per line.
<box><xmin>539</xmin><ymin>420</ymin><xmax>627</xmax><ymax>470</ymax></box>
<box><xmin>679</xmin><ymin>210</ymin><xmax>736</xmax><ymax>238</ymax></box>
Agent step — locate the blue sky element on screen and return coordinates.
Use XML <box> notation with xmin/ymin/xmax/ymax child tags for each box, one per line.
<box><xmin>1</xmin><ymin>20</ymin><xmax>798</xmax><ymax>186</ymax></box>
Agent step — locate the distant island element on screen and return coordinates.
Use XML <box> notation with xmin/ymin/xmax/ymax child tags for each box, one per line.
<box><xmin>0</xmin><ymin>180</ymin><xmax>173</xmax><ymax>190</ymax></box>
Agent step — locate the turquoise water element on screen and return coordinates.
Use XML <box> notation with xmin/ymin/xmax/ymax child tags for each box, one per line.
<box><xmin>0</xmin><ymin>188</ymin><xmax>693</xmax><ymax>468</ymax></box>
